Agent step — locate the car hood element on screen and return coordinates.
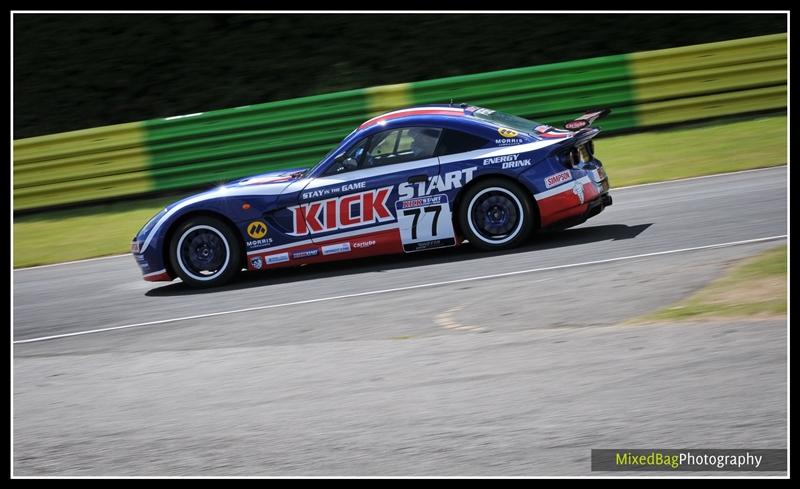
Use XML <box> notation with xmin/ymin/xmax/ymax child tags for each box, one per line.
<box><xmin>160</xmin><ymin>167</ymin><xmax>310</xmax><ymax>213</ymax></box>
<box><xmin>135</xmin><ymin>167</ymin><xmax>311</xmax><ymax>250</ymax></box>
<box><xmin>226</xmin><ymin>167</ymin><xmax>309</xmax><ymax>187</ymax></box>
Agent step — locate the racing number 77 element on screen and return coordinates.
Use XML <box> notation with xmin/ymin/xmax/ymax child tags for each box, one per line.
<box><xmin>403</xmin><ymin>205</ymin><xmax>441</xmax><ymax>240</ymax></box>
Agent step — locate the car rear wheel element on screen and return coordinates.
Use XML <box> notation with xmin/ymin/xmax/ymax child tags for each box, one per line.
<box><xmin>169</xmin><ymin>216</ymin><xmax>242</xmax><ymax>288</ymax></box>
<box><xmin>458</xmin><ymin>179</ymin><xmax>535</xmax><ymax>251</ymax></box>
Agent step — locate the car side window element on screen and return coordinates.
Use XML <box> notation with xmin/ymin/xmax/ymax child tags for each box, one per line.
<box><xmin>364</xmin><ymin>127</ymin><xmax>442</xmax><ymax>168</ymax></box>
<box><xmin>370</xmin><ymin>131</ymin><xmax>399</xmax><ymax>159</ymax></box>
<box><xmin>323</xmin><ymin>137</ymin><xmax>370</xmax><ymax>176</ymax></box>
<box><xmin>435</xmin><ymin>129</ymin><xmax>491</xmax><ymax>156</ymax></box>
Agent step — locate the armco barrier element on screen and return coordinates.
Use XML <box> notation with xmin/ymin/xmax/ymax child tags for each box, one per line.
<box><xmin>13</xmin><ymin>33</ymin><xmax>786</xmax><ymax>212</ymax></box>
<box><xmin>409</xmin><ymin>53</ymin><xmax>639</xmax><ymax>132</ymax></box>
<box><xmin>142</xmin><ymin>88</ymin><xmax>371</xmax><ymax>192</ymax></box>
<box><xmin>627</xmin><ymin>33</ymin><xmax>787</xmax><ymax>126</ymax></box>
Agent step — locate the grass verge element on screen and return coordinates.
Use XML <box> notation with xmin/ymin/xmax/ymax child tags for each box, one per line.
<box><xmin>598</xmin><ymin>114</ymin><xmax>786</xmax><ymax>186</ymax></box>
<box><xmin>13</xmin><ymin>195</ymin><xmax>183</xmax><ymax>268</ymax></box>
<box><xmin>13</xmin><ymin>114</ymin><xmax>787</xmax><ymax>268</ymax></box>
<box><xmin>633</xmin><ymin>245</ymin><xmax>787</xmax><ymax>322</ymax></box>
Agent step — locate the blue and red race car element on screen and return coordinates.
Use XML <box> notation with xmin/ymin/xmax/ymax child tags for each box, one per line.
<box><xmin>132</xmin><ymin>105</ymin><xmax>612</xmax><ymax>287</ymax></box>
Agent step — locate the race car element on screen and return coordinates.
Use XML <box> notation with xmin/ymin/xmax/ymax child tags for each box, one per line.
<box><xmin>132</xmin><ymin>104</ymin><xmax>612</xmax><ymax>287</ymax></box>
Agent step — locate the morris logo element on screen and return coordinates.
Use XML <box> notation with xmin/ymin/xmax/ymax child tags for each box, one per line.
<box><xmin>498</xmin><ymin>127</ymin><xmax>519</xmax><ymax>138</ymax></box>
<box><xmin>247</xmin><ymin>221</ymin><xmax>268</xmax><ymax>239</ymax></box>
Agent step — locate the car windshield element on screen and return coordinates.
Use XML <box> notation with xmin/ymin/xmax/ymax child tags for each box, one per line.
<box><xmin>320</xmin><ymin>144</ymin><xmax>341</xmax><ymax>162</ymax></box>
<box><xmin>307</xmin><ymin>126</ymin><xmax>361</xmax><ymax>175</ymax></box>
<box><xmin>471</xmin><ymin>108</ymin><xmax>542</xmax><ymax>133</ymax></box>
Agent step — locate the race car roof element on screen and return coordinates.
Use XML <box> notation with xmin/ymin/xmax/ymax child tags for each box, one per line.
<box><xmin>358</xmin><ymin>104</ymin><xmax>469</xmax><ymax>130</ymax></box>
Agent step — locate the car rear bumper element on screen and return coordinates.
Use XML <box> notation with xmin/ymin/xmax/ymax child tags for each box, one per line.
<box><xmin>545</xmin><ymin>191</ymin><xmax>612</xmax><ymax>230</ymax></box>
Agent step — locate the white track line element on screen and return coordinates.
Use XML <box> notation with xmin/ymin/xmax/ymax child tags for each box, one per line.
<box><xmin>13</xmin><ymin>234</ymin><xmax>787</xmax><ymax>344</ymax></box>
<box><xmin>12</xmin><ymin>165</ymin><xmax>787</xmax><ymax>272</ymax></box>
<box><xmin>13</xmin><ymin>253</ymin><xmax>132</xmax><ymax>271</ymax></box>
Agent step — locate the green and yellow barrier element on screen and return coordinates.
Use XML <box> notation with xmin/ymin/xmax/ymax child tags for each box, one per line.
<box><xmin>14</xmin><ymin>122</ymin><xmax>155</xmax><ymax>210</ymax></box>
<box><xmin>13</xmin><ymin>33</ymin><xmax>786</xmax><ymax>212</ymax></box>
<box><xmin>628</xmin><ymin>33</ymin><xmax>786</xmax><ymax>126</ymax></box>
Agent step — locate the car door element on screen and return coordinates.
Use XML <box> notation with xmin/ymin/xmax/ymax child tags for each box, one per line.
<box><xmin>294</xmin><ymin>126</ymin><xmax>448</xmax><ymax>259</ymax></box>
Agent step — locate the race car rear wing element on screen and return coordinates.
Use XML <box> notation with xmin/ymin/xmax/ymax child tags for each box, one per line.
<box><xmin>545</xmin><ymin>108</ymin><xmax>612</xmax><ymax>151</ymax></box>
<box><xmin>544</xmin><ymin>109</ymin><xmax>612</xmax><ymax>162</ymax></box>
<box><xmin>563</xmin><ymin>108</ymin><xmax>612</xmax><ymax>131</ymax></box>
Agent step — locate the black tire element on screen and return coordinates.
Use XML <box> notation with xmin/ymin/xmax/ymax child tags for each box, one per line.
<box><xmin>457</xmin><ymin>178</ymin><xmax>536</xmax><ymax>251</ymax></box>
<box><xmin>168</xmin><ymin>215</ymin><xmax>242</xmax><ymax>288</ymax></box>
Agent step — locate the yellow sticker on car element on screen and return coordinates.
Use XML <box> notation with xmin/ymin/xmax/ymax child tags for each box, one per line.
<box><xmin>247</xmin><ymin>221</ymin><xmax>268</xmax><ymax>239</ymax></box>
<box><xmin>498</xmin><ymin>127</ymin><xmax>519</xmax><ymax>138</ymax></box>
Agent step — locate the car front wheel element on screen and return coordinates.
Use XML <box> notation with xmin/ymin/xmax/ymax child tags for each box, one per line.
<box><xmin>169</xmin><ymin>216</ymin><xmax>242</xmax><ymax>288</ymax></box>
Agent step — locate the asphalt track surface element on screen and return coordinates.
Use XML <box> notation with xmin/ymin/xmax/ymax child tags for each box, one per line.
<box><xmin>13</xmin><ymin>166</ymin><xmax>788</xmax><ymax>476</ymax></box>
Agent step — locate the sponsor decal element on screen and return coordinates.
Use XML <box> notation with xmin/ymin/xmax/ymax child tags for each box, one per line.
<box><xmin>406</xmin><ymin>238</ymin><xmax>453</xmax><ymax>251</ymax></box>
<box><xmin>246</xmin><ymin>237</ymin><xmax>273</xmax><ymax>248</ymax></box>
<box><xmin>352</xmin><ymin>240</ymin><xmax>376</xmax><ymax>249</ymax></box>
<box><xmin>302</xmin><ymin>181</ymin><xmax>367</xmax><ymax>200</ymax></box>
<box><xmin>473</xmin><ymin>108</ymin><xmax>495</xmax><ymax>116</ymax></box>
<box><xmin>266</xmin><ymin>252</ymin><xmax>290</xmax><ymax>265</ymax></box>
<box><xmin>534</xmin><ymin>124</ymin><xmax>571</xmax><ymax>139</ymax></box>
<box><xmin>495</xmin><ymin>138</ymin><xmax>525</xmax><ymax>145</ymax></box>
<box><xmin>545</xmin><ymin>170</ymin><xmax>573</xmax><ymax>189</ymax></box>
<box><xmin>484</xmin><ymin>153</ymin><xmax>532</xmax><ymax>169</ymax></box>
<box><xmin>321</xmin><ymin>242</ymin><xmax>351</xmax><ymax>255</ymax></box>
<box><xmin>498</xmin><ymin>127</ymin><xmax>519</xmax><ymax>138</ymax></box>
<box><xmin>289</xmin><ymin>186</ymin><xmax>394</xmax><ymax>236</ymax></box>
<box><xmin>303</xmin><ymin>189</ymin><xmax>327</xmax><ymax>199</ymax></box>
<box><xmin>565</xmin><ymin>119</ymin><xmax>589</xmax><ymax>130</ymax></box>
<box><xmin>398</xmin><ymin>167</ymin><xmax>476</xmax><ymax>200</ymax></box>
<box><xmin>502</xmin><ymin>159</ymin><xmax>531</xmax><ymax>169</ymax></box>
<box><xmin>396</xmin><ymin>194</ymin><xmax>456</xmax><ymax>252</ymax></box>
<box><xmin>247</xmin><ymin>220</ymin><xmax>268</xmax><ymax>239</ymax></box>
<box><xmin>250</xmin><ymin>256</ymin><xmax>263</xmax><ymax>269</ymax></box>
<box><xmin>567</xmin><ymin>109</ymin><xmax>610</xmax><ymax>130</ymax></box>
<box><xmin>291</xmin><ymin>248</ymin><xmax>320</xmax><ymax>259</ymax></box>
<box><xmin>398</xmin><ymin>194</ymin><xmax>446</xmax><ymax>209</ymax></box>
<box><xmin>572</xmin><ymin>182</ymin><xmax>585</xmax><ymax>204</ymax></box>
<box><xmin>340</xmin><ymin>181</ymin><xmax>366</xmax><ymax>193</ymax></box>
<box><xmin>483</xmin><ymin>154</ymin><xmax>519</xmax><ymax>166</ymax></box>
